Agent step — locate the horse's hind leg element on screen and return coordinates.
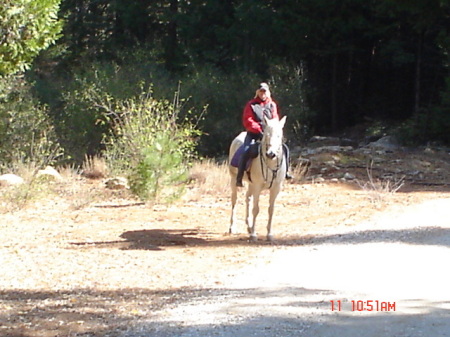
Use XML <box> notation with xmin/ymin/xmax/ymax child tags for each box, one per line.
<box><xmin>245</xmin><ymin>188</ymin><xmax>253</xmax><ymax>235</ymax></box>
<box><xmin>229</xmin><ymin>177</ymin><xmax>238</xmax><ymax>234</ymax></box>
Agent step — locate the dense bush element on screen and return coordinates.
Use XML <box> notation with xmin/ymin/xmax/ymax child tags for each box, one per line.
<box><xmin>33</xmin><ymin>57</ymin><xmax>179</xmax><ymax>163</ymax></box>
<box><xmin>99</xmin><ymin>88</ymin><xmax>202</xmax><ymax>202</ymax></box>
<box><xmin>33</xmin><ymin>51</ymin><xmax>313</xmax><ymax>160</ymax></box>
<box><xmin>0</xmin><ymin>76</ymin><xmax>62</xmax><ymax>171</ymax></box>
<box><xmin>175</xmin><ymin>63</ymin><xmax>312</xmax><ymax>155</ymax></box>
<box><xmin>397</xmin><ymin>75</ymin><xmax>450</xmax><ymax>146</ymax></box>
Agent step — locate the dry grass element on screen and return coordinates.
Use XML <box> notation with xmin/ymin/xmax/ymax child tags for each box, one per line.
<box><xmin>0</xmin><ymin>162</ymin><xmax>53</xmax><ymax>213</ymax></box>
<box><xmin>187</xmin><ymin>158</ymin><xmax>312</xmax><ymax>200</ymax></box>
<box><xmin>1</xmin><ymin>158</ymin><xmax>310</xmax><ymax>212</ymax></box>
<box><xmin>290</xmin><ymin>159</ymin><xmax>311</xmax><ymax>184</ymax></box>
<box><xmin>1</xmin><ymin>159</ymin><xmax>231</xmax><ymax>213</ymax></box>
<box><xmin>187</xmin><ymin>159</ymin><xmax>230</xmax><ymax>200</ymax></box>
<box><xmin>82</xmin><ymin>155</ymin><xmax>108</xmax><ymax>179</ymax></box>
<box><xmin>356</xmin><ymin>161</ymin><xmax>405</xmax><ymax>204</ymax></box>
<box><xmin>1</xmin><ymin>160</ymin><xmax>129</xmax><ymax>213</ymax></box>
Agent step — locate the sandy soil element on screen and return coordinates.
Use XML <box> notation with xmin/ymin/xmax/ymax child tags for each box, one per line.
<box><xmin>1</xmin><ymin>146</ymin><xmax>449</xmax><ymax>336</ymax></box>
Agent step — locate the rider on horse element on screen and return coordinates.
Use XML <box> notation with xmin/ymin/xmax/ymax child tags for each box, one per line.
<box><xmin>236</xmin><ymin>82</ymin><xmax>292</xmax><ymax>187</ymax></box>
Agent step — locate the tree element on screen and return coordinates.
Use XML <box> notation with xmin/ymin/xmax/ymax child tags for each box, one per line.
<box><xmin>0</xmin><ymin>0</ymin><xmax>63</xmax><ymax>76</ymax></box>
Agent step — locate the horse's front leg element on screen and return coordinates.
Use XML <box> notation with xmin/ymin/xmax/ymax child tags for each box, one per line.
<box><xmin>248</xmin><ymin>186</ymin><xmax>262</xmax><ymax>242</ymax></box>
<box><xmin>267</xmin><ymin>186</ymin><xmax>281</xmax><ymax>241</ymax></box>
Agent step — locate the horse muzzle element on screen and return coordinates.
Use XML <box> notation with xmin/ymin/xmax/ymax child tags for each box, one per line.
<box><xmin>266</xmin><ymin>150</ymin><xmax>276</xmax><ymax>159</ymax></box>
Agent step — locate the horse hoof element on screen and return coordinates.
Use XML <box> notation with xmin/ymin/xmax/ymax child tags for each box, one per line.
<box><xmin>267</xmin><ymin>234</ymin><xmax>274</xmax><ymax>242</ymax></box>
<box><xmin>249</xmin><ymin>234</ymin><xmax>258</xmax><ymax>242</ymax></box>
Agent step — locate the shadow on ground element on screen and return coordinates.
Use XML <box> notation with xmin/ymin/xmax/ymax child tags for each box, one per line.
<box><xmin>70</xmin><ymin>225</ymin><xmax>450</xmax><ymax>251</ymax></box>
<box><xmin>1</xmin><ymin>287</ymin><xmax>449</xmax><ymax>337</ymax></box>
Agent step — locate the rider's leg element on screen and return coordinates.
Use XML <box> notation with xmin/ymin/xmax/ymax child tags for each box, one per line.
<box><xmin>236</xmin><ymin>134</ymin><xmax>253</xmax><ymax>187</ymax></box>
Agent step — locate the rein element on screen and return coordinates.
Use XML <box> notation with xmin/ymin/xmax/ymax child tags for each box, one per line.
<box><xmin>259</xmin><ymin>142</ymin><xmax>284</xmax><ymax>189</ymax></box>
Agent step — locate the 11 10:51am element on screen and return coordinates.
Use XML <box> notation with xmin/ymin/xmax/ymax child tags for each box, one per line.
<box><xmin>330</xmin><ymin>300</ymin><xmax>396</xmax><ymax>312</ymax></box>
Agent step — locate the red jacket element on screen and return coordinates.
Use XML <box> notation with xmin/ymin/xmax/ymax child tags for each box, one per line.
<box><xmin>242</xmin><ymin>97</ymin><xmax>279</xmax><ymax>134</ymax></box>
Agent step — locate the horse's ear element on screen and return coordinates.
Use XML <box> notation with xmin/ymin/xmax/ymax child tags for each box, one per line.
<box><xmin>279</xmin><ymin>116</ymin><xmax>287</xmax><ymax>128</ymax></box>
<box><xmin>263</xmin><ymin>115</ymin><xmax>270</xmax><ymax>126</ymax></box>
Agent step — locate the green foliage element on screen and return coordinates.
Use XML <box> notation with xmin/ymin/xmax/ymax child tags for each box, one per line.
<box><xmin>25</xmin><ymin>0</ymin><xmax>450</xmax><ymax>156</ymax></box>
<box><xmin>397</xmin><ymin>109</ymin><xmax>450</xmax><ymax>146</ymax></box>
<box><xmin>179</xmin><ymin>65</ymin><xmax>254</xmax><ymax>155</ymax></box>
<box><xmin>33</xmin><ymin>56</ymin><xmax>178</xmax><ymax>163</ymax></box>
<box><xmin>56</xmin><ymin>75</ymin><xmax>112</xmax><ymax>163</ymax></box>
<box><xmin>0</xmin><ymin>0</ymin><xmax>63</xmax><ymax>76</ymax></box>
<box><xmin>398</xmin><ymin>75</ymin><xmax>450</xmax><ymax>146</ymax></box>
<box><xmin>268</xmin><ymin>63</ymin><xmax>314</xmax><ymax>144</ymax></box>
<box><xmin>178</xmin><ymin>62</ymin><xmax>314</xmax><ymax>154</ymax></box>
<box><xmin>102</xmin><ymin>89</ymin><xmax>202</xmax><ymax>203</ymax></box>
<box><xmin>0</xmin><ymin>76</ymin><xmax>62</xmax><ymax>171</ymax></box>
<box><xmin>128</xmin><ymin>133</ymin><xmax>189</xmax><ymax>202</ymax></box>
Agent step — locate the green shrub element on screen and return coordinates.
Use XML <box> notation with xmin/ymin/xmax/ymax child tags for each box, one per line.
<box><xmin>103</xmin><ymin>89</ymin><xmax>202</xmax><ymax>203</ymax></box>
<box><xmin>397</xmin><ymin>72</ymin><xmax>450</xmax><ymax>146</ymax></box>
<box><xmin>32</xmin><ymin>49</ymin><xmax>313</xmax><ymax>160</ymax></box>
<box><xmin>0</xmin><ymin>76</ymin><xmax>62</xmax><ymax>171</ymax></box>
<box><xmin>179</xmin><ymin>65</ymin><xmax>253</xmax><ymax>155</ymax></box>
<box><xmin>37</xmin><ymin>58</ymin><xmax>176</xmax><ymax>163</ymax></box>
<box><xmin>397</xmin><ymin>109</ymin><xmax>450</xmax><ymax>146</ymax></box>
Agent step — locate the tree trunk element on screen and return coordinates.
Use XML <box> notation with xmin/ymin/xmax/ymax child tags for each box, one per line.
<box><xmin>414</xmin><ymin>30</ymin><xmax>424</xmax><ymax>116</ymax></box>
<box><xmin>165</xmin><ymin>0</ymin><xmax>178</xmax><ymax>70</ymax></box>
<box><xmin>331</xmin><ymin>54</ymin><xmax>338</xmax><ymax>132</ymax></box>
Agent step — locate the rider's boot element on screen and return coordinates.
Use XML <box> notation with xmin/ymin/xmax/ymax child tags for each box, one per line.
<box><xmin>236</xmin><ymin>150</ymin><xmax>249</xmax><ymax>187</ymax></box>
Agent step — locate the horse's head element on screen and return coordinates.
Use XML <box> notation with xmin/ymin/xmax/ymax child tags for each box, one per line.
<box><xmin>262</xmin><ymin>116</ymin><xmax>287</xmax><ymax>160</ymax></box>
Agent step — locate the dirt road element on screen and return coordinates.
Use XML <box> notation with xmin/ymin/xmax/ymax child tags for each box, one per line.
<box><xmin>1</xmin><ymin>178</ymin><xmax>450</xmax><ymax>337</ymax></box>
<box><xmin>121</xmin><ymin>197</ymin><xmax>450</xmax><ymax>337</ymax></box>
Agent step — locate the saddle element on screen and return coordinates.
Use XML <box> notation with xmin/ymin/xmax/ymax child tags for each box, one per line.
<box><xmin>230</xmin><ymin>142</ymin><xmax>260</xmax><ymax>170</ymax></box>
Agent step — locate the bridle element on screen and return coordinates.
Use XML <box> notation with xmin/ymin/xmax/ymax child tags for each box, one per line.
<box><xmin>259</xmin><ymin>134</ymin><xmax>284</xmax><ymax>189</ymax></box>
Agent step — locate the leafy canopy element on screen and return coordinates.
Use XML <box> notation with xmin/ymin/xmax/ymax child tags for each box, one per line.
<box><xmin>0</xmin><ymin>0</ymin><xmax>63</xmax><ymax>76</ymax></box>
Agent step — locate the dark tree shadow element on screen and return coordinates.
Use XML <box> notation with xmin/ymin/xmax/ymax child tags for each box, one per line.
<box><xmin>70</xmin><ymin>225</ymin><xmax>450</xmax><ymax>251</ymax></box>
<box><xmin>2</xmin><ymin>287</ymin><xmax>449</xmax><ymax>337</ymax></box>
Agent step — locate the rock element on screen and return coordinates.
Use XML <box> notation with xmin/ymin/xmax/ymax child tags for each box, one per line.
<box><xmin>344</xmin><ymin>172</ymin><xmax>356</xmax><ymax>180</ymax></box>
<box><xmin>0</xmin><ymin>174</ymin><xmax>24</xmax><ymax>186</ymax></box>
<box><xmin>306</xmin><ymin>146</ymin><xmax>354</xmax><ymax>155</ymax></box>
<box><xmin>309</xmin><ymin>136</ymin><xmax>358</xmax><ymax>147</ymax></box>
<box><xmin>37</xmin><ymin>166</ymin><xmax>63</xmax><ymax>181</ymax></box>
<box><xmin>339</xmin><ymin>138</ymin><xmax>359</xmax><ymax>147</ymax></box>
<box><xmin>421</xmin><ymin>161</ymin><xmax>432</xmax><ymax>168</ymax></box>
<box><xmin>105</xmin><ymin>177</ymin><xmax>129</xmax><ymax>190</ymax></box>
<box><xmin>310</xmin><ymin>136</ymin><xmax>340</xmax><ymax>144</ymax></box>
<box><xmin>368</xmin><ymin>136</ymin><xmax>399</xmax><ymax>150</ymax></box>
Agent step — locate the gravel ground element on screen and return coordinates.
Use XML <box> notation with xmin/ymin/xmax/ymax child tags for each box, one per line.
<box><xmin>121</xmin><ymin>198</ymin><xmax>450</xmax><ymax>337</ymax></box>
<box><xmin>1</xmin><ymin>179</ymin><xmax>449</xmax><ymax>337</ymax></box>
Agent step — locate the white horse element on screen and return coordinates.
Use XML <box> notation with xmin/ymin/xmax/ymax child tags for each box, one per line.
<box><xmin>229</xmin><ymin>116</ymin><xmax>287</xmax><ymax>241</ymax></box>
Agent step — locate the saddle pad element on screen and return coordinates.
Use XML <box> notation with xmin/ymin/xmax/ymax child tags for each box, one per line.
<box><xmin>231</xmin><ymin>145</ymin><xmax>254</xmax><ymax>170</ymax></box>
<box><xmin>230</xmin><ymin>145</ymin><xmax>245</xmax><ymax>167</ymax></box>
